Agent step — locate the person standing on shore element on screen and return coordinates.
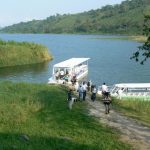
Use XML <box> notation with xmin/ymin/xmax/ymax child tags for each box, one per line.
<box><xmin>74</xmin><ymin>81</ymin><xmax>79</xmax><ymax>92</ymax></box>
<box><xmin>67</xmin><ymin>89</ymin><xmax>73</xmax><ymax>109</ymax></box>
<box><xmin>101</xmin><ymin>82</ymin><xmax>108</xmax><ymax>97</ymax></box>
<box><xmin>117</xmin><ymin>88</ymin><xmax>124</xmax><ymax>100</ymax></box>
<box><xmin>87</xmin><ymin>80</ymin><xmax>92</xmax><ymax>92</ymax></box>
<box><xmin>82</xmin><ymin>82</ymin><xmax>87</xmax><ymax>100</ymax></box>
<box><xmin>91</xmin><ymin>85</ymin><xmax>97</xmax><ymax>102</ymax></box>
<box><xmin>78</xmin><ymin>85</ymin><xmax>83</xmax><ymax>101</ymax></box>
<box><xmin>103</xmin><ymin>92</ymin><xmax>111</xmax><ymax>114</ymax></box>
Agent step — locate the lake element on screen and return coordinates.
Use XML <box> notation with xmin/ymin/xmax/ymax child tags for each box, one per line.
<box><xmin>0</xmin><ymin>34</ymin><xmax>150</xmax><ymax>86</ymax></box>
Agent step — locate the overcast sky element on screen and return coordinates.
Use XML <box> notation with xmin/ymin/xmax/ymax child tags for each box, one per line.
<box><xmin>0</xmin><ymin>0</ymin><xmax>125</xmax><ymax>27</ymax></box>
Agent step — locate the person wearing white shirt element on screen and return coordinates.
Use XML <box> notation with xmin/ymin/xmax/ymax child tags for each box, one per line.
<box><xmin>78</xmin><ymin>85</ymin><xmax>83</xmax><ymax>101</ymax></box>
<box><xmin>60</xmin><ymin>70</ymin><xmax>64</xmax><ymax>79</ymax></box>
<box><xmin>101</xmin><ymin>82</ymin><xmax>108</xmax><ymax>96</ymax></box>
<box><xmin>117</xmin><ymin>88</ymin><xmax>124</xmax><ymax>100</ymax></box>
<box><xmin>82</xmin><ymin>82</ymin><xmax>87</xmax><ymax>100</ymax></box>
<box><xmin>74</xmin><ymin>81</ymin><xmax>79</xmax><ymax>92</ymax></box>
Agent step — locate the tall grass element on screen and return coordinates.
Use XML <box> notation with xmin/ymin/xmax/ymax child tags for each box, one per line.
<box><xmin>0</xmin><ymin>40</ymin><xmax>52</xmax><ymax>68</ymax></box>
<box><xmin>112</xmin><ymin>97</ymin><xmax>150</xmax><ymax>126</ymax></box>
<box><xmin>0</xmin><ymin>81</ymin><xmax>131</xmax><ymax>150</ymax></box>
<box><xmin>130</xmin><ymin>36</ymin><xmax>147</xmax><ymax>42</ymax></box>
<box><xmin>90</xmin><ymin>35</ymin><xmax>147</xmax><ymax>42</ymax></box>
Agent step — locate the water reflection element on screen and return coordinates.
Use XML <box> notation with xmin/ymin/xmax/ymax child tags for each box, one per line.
<box><xmin>0</xmin><ymin>61</ymin><xmax>49</xmax><ymax>77</ymax></box>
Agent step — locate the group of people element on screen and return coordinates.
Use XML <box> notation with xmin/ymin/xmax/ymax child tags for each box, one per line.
<box><xmin>55</xmin><ymin>69</ymin><xmax>79</xmax><ymax>86</ymax></box>
<box><xmin>76</xmin><ymin>81</ymin><xmax>97</xmax><ymax>101</ymax></box>
<box><xmin>55</xmin><ymin>69</ymin><xmax>72</xmax><ymax>83</ymax></box>
<box><xmin>67</xmin><ymin>80</ymin><xmax>97</xmax><ymax>109</ymax></box>
<box><xmin>72</xmin><ymin>82</ymin><xmax>112</xmax><ymax>114</ymax></box>
<box><xmin>67</xmin><ymin>81</ymin><xmax>112</xmax><ymax>114</ymax></box>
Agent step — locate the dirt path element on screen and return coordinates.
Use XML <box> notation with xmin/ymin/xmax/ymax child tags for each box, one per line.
<box><xmin>86</xmin><ymin>98</ymin><xmax>150</xmax><ymax>150</ymax></box>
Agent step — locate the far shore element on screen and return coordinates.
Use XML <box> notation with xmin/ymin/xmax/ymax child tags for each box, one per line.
<box><xmin>90</xmin><ymin>35</ymin><xmax>147</xmax><ymax>42</ymax></box>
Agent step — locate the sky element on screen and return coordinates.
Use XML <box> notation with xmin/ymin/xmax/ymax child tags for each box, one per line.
<box><xmin>0</xmin><ymin>0</ymin><xmax>125</xmax><ymax>27</ymax></box>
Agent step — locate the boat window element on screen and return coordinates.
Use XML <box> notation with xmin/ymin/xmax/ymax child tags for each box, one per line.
<box><xmin>127</xmin><ymin>88</ymin><xmax>149</xmax><ymax>92</ymax></box>
<box><xmin>54</xmin><ymin>68</ymin><xmax>59</xmax><ymax>73</ymax></box>
<box><xmin>111</xmin><ymin>86</ymin><xmax>119</xmax><ymax>93</ymax></box>
<box><xmin>73</xmin><ymin>63</ymin><xmax>88</xmax><ymax>77</ymax></box>
<box><xmin>98</xmin><ymin>86</ymin><xmax>101</xmax><ymax>91</ymax></box>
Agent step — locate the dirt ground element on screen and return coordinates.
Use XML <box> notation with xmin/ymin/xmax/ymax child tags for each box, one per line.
<box><xmin>87</xmin><ymin>98</ymin><xmax>150</xmax><ymax>150</ymax></box>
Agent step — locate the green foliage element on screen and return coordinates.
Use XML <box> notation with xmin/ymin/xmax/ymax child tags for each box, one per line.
<box><xmin>0</xmin><ymin>40</ymin><xmax>52</xmax><ymax>67</ymax></box>
<box><xmin>112</xmin><ymin>98</ymin><xmax>150</xmax><ymax>126</ymax></box>
<box><xmin>1</xmin><ymin>0</ymin><xmax>150</xmax><ymax>35</ymax></box>
<box><xmin>0</xmin><ymin>81</ymin><xmax>132</xmax><ymax>149</ymax></box>
<box><xmin>131</xmin><ymin>15</ymin><xmax>150</xmax><ymax>64</ymax></box>
<box><xmin>90</xmin><ymin>36</ymin><xmax>147</xmax><ymax>42</ymax></box>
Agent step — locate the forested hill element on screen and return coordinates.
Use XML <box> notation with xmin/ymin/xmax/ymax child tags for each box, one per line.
<box><xmin>1</xmin><ymin>0</ymin><xmax>150</xmax><ymax>35</ymax></box>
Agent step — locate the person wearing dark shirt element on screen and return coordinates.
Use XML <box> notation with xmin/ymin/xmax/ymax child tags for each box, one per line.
<box><xmin>67</xmin><ymin>89</ymin><xmax>72</xmax><ymax>101</ymax></box>
<box><xmin>91</xmin><ymin>85</ymin><xmax>97</xmax><ymax>102</ymax></box>
<box><xmin>103</xmin><ymin>92</ymin><xmax>111</xmax><ymax>114</ymax></box>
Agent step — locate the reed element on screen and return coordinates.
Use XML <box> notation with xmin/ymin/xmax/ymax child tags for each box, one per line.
<box><xmin>130</xmin><ymin>36</ymin><xmax>147</xmax><ymax>42</ymax></box>
<box><xmin>90</xmin><ymin>35</ymin><xmax>147</xmax><ymax>42</ymax></box>
<box><xmin>0</xmin><ymin>40</ymin><xmax>52</xmax><ymax>68</ymax></box>
<box><xmin>112</xmin><ymin>97</ymin><xmax>150</xmax><ymax>126</ymax></box>
<box><xmin>0</xmin><ymin>81</ymin><xmax>131</xmax><ymax>150</ymax></box>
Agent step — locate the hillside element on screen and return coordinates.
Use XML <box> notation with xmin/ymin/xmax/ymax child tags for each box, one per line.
<box><xmin>0</xmin><ymin>40</ymin><xmax>52</xmax><ymax>68</ymax></box>
<box><xmin>0</xmin><ymin>0</ymin><xmax>150</xmax><ymax>35</ymax></box>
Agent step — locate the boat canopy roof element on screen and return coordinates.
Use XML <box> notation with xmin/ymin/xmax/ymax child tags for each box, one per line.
<box><xmin>114</xmin><ymin>83</ymin><xmax>150</xmax><ymax>88</ymax></box>
<box><xmin>54</xmin><ymin>58</ymin><xmax>90</xmax><ymax>68</ymax></box>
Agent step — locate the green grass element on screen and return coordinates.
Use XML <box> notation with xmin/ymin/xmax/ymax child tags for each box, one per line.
<box><xmin>90</xmin><ymin>36</ymin><xmax>147</xmax><ymax>42</ymax></box>
<box><xmin>112</xmin><ymin>97</ymin><xmax>150</xmax><ymax>126</ymax></box>
<box><xmin>129</xmin><ymin>36</ymin><xmax>147</xmax><ymax>42</ymax></box>
<box><xmin>0</xmin><ymin>81</ymin><xmax>131</xmax><ymax>150</ymax></box>
<box><xmin>0</xmin><ymin>40</ymin><xmax>52</xmax><ymax>68</ymax></box>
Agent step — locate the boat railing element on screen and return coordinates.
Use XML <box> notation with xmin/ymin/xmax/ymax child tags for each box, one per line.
<box><xmin>97</xmin><ymin>83</ymin><xmax>150</xmax><ymax>98</ymax></box>
<box><xmin>98</xmin><ymin>86</ymin><xmax>112</xmax><ymax>92</ymax></box>
<box><xmin>116</xmin><ymin>90</ymin><xmax>150</xmax><ymax>97</ymax></box>
<box><xmin>75</xmin><ymin>65</ymin><xmax>88</xmax><ymax>77</ymax></box>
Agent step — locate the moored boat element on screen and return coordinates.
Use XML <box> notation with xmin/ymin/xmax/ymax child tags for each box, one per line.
<box><xmin>48</xmin><ymin>58</ymin><xmax>90</xmax><ymax>84</ymax></box>
<box><xmin>98</xmin><ymin>83</ymin><xmax>150</xmax><ymax>99</ymax></box>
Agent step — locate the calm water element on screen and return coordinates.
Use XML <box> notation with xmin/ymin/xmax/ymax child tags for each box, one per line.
<box><xmin>0</xmin><ymin>34</ymin><xmax>150</xmax><ymax>86</ymax></box>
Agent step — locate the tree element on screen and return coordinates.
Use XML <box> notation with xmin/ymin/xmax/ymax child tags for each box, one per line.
<box><xmin>131</xmin><ymin>15</ymin><xmax>150</xmax><ymax>64</ymax></box>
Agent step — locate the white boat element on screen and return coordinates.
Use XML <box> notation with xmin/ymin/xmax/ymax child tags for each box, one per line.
<box><xmin>48</xmin><ymin>58</ymin><xmax>90</xmax><ymax>84</ymax></box>
<box><xmin>98</xmin><ymin>83</ymin><xmax>150</xmax><ymax>99</ymax></box>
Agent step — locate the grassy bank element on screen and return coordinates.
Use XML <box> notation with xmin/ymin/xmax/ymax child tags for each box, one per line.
<box><xmin>0</xmin><ymin>40</ymin><xmax>52</xmax><ymax>68</ymax></box>
<box><xmin>112</xmin><ymin>97</ymin><xmax>150</xmax><ymax>126</ymax></box>
<box><xmin>129</xmin><ymin>36</ymin><xmax>147</xmax><ymax>42</ymax></box>
<box><xmin>0</xmin><ymin>81</ymin><xmax>131</xmax><ymax>150</ymax></box>
<box><xmin>91</xmin><ymin>35</ymin><xmax>147</xmax><ymax>42</ymax></box>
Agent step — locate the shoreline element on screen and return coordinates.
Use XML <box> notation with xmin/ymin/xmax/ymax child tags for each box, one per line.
<box><xmin>89</xmin><ymin>35</ymin><xmax>147</xmax><ymax>42</ymax></box>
